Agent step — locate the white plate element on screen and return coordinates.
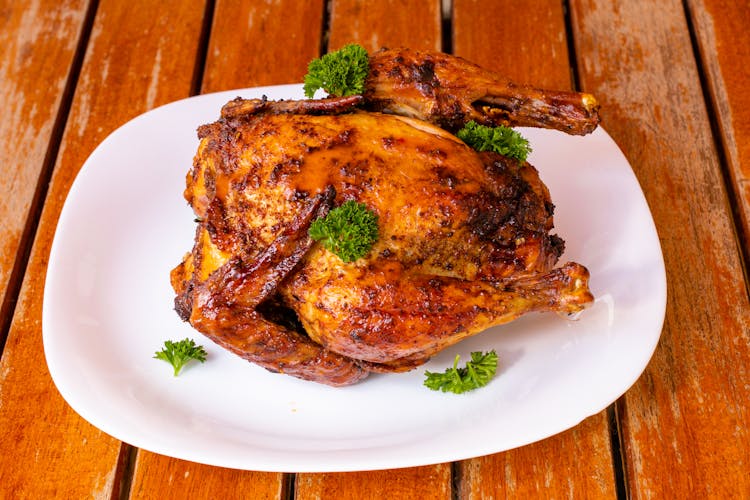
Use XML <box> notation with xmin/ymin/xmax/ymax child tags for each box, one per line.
<box><xmin>43</xmin><ymin>84</ymin><xmax>666</xmax><ymax>472</ymax></box>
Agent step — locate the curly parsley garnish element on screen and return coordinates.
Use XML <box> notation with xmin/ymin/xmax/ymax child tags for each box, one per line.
<box><xmin>303</xmin><ymin>44</ymin><xmax>370</xmax><ymax>98</ymax></box>
<box><xmin>309</xmin><ymin>200</ymin><xmax>379</xmax><ymax>262</ymax></box>
<box><xmin>457</xmin><ymin>121</ymin><xmax>532</xmax><ymax>162</ymax></box>
<box><xmin>424</xmin><ymin>351</ymin><xmax>499</xmax><ymax>394</ymax></box>
<box><xmin>154</xmin><ymin>338</ymin><xmax>207</xmax><ymax>376</ymax></box>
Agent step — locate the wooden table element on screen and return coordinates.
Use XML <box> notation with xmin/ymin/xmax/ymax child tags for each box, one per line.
<box><xmin>1</xmin><ymin>0</ymin><xmax>748</xmax><ymax>497</ymax></box>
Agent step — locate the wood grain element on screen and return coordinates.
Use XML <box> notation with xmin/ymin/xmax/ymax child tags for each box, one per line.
<box><xmin>328</xmin><ymin>0</ymin><xmax>441</xmax><ymax>53</ymax></box>
<box><xmin>129</xmin><ymin>451</ymin><xmax>286</xmax><ymax>499</ymax></box>
<box><xmin>452</xmin><ymin>1</ymin><xmax>617</xmax><ymax>497</ymax></box>
<box><xmin>202</xmin><ymin>0</ymin><xmax>325</xmax><ymax>92</ymax></box>
<box><xmin>295</xmin><ymin>3</ymin><xmax>449</xmax><ymax>497</ymax></box>
<box><xmin>453</xmin><ymin>0</ymin><xmax>572</xmax><ymax>88</ymax></box>
<box><xmin>0</xmin><ymin>0</ymin><xmax>89</xmax><ymax>345</ymax></box>
<box><xmin>296</xmin><ymin>465</ymin><xmax>451</xmax><ymax>500</ymax></box>
<box><xmin>456</xmin><ymin>414</ymin><xmax>615</xmax><ymax>498</ymax></box>
<box><xmin>571</xmin><ymin>0</ymin><xmax>750</xmax><ymax>496</ymax></box>
<box><xmin>0</xmin><ymin>0</ymin><xmax>206</xmax><ymax>497</ymax></box>
<box><xmin>686</xmin><ymin>0</ymin><xmax>750</xmax><ymax>258</ymax></box>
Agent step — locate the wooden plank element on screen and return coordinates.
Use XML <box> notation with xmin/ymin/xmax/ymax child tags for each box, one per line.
<box><xmin>129</xmin><ymin>451</ymin><xmax>286</xmax><ymax>499</ymax></box>
<box><xmin>453</xmin><ymin>0</ymin><xmax>572</xmax><ymax>88</ymax></box>
<box><xmin>328</xmin><ymin>0</ymin><xmax>441</xmax><ymax>53</ymax></box>
<box><xmin>686</xmin><ymin>0</ymin><xmax>750</xmax><ymax>258</ymax></box>
<box><xmin>201</xmin><ymin>0</ymin><xmax>325</xmax><ymax>92</ymax></box>
<box><xmin>571</xmin><ymin>0</ymin><xmax>750</xmax><ymax>496</ymax></box>
<box><xmin>452</xmin><ymin>1</ymin><xmax>617</xmax><ymax>496</ymax></box>
<box><xmin>296</xmin><ymin>466</ymin><xmax>451</xmax><ymax>500</ymax></box>
<box><xmin>0</xmin><ymin>0</ymin><xmax>207</xmax><ymax>497</ymax></box>
<box><xmin>295</xmin><ymin>2</ymin><xmax>448</xmax><ymax>496</ymax></box>
<box><xmin>0</xmin><ymin>0</ymin><xmax>89</xmax><ymax>342</ymax></box>
<box><xmin>456</xmin><ymin>414</ymin><xmax>615</xmax><ymax>498</ymax></box>
<box><xmin>125</xmin><ymin>0</ymin><xmax>327</xmax><ymax>495</ymax></box>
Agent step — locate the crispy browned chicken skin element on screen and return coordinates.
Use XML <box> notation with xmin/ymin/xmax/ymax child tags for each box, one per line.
<box><xmin>365</xmin><ymin>47</ymin><xmax>600</xmax><ymax>134</ymax></box>
<box><xmin>171</xmin><ymin>50</ymin><xmax>597</xmax><ymax>386</ymax></box>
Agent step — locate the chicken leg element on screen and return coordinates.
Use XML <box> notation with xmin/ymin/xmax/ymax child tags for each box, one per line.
<box><xmin>364</xmin><ymin>47</ymin><xmax>600</xmax><ymax>134</ymax></box>
<box><xmin>184</xmin><ymin>187</ymin><xmax>369</xmax><ymax>386</ymax></box>
<box><xmin>284</xmin><ymin>256</ymin><xmax>592</xmax><ymax>369</ymax></box>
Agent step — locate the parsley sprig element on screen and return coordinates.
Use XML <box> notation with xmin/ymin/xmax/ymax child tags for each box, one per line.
<box><xmin>424</xmin><ymin>350</ymin><xmax>498</xmax><ymax>394</ymax></box>
<box><xmin>309</xmin><ymin>200</ymin><xmax>379</xmax><ymax>262</ymax></box>
<box><xmin>154</xmin><ymin>338</ymin><xmax>207</xmax><ymax>376</ymax></box>
<box><xmin>457</xmin><ymin>121</ymin><xmax>532</xmax><ymax>162</ymax></box>
<box><xmin>303</xmin><ymin>44</ymin><xmax>370</xmax><ymax>98</ymax></box>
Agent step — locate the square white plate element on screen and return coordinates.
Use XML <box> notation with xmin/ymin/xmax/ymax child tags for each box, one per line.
<box><xmin>43</xmin><ymin>84</ymin><xmax>665</xmax><ymax>472</ymax></box>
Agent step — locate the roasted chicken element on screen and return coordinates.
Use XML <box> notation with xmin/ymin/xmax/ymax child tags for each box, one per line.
<box><xmin>171</xmin><ymin>49</ymin><xmax>597</xmax><ymax>386</ymax></box>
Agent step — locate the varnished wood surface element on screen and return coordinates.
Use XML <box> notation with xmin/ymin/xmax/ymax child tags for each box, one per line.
<box><xmin>130</xmin><ymin>451</ymin><xmax>285</xmax><ymax>500</ymax></box>
<box><xmin>202</xmin><ymin>0</ymin><xmax>325</xmax><ymax>91</ymax></box>
<box><xmin>328</xmin><ymin>0</ymin><xmax>441</xmax><ymax>53</ymax></box>
<box><xmin>0</xmin><ymin>0</ymin><xmax>89</xmax><ymax>348</ymax></box>
<box><xmin>686</xmin><ymin>0</ymin><xmax>750</xmax><ymax>259</ymax></box>
<box><xmin>571</xmin><ymin>0</ymin><xmax>750</xmax><ymax>497</ymax></box>
<box><xmin>1</xmin><ymin>0</ymin><xmax>748</xmax><ymax>498</ymax></box>
<box><xmin>0</xmin><ymin>0</ymin><xmax>206</xmax><ymax>497</ymax></box>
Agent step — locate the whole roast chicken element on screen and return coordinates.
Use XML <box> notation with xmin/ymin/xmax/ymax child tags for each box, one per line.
<box><xmin>170</xmin><ymin>48</ymin><xmax>597</xmax><ymax>386</ymax></box>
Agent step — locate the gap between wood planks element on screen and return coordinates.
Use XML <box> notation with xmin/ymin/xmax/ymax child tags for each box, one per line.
<box><xmin>441</xmin><ymin>0</ymin><xmax>453</xmax><ymax>55</ymax></box>
<box><xmin>112</xmin><ymin>443</ymin><xmax>138</xmax><ymax>500</ymax></box>
<box><xmin>319</xmin><ymin>0</ymin><xmax>333</xmax><ymax>58</ymax></box>
<box><xmin>282</xmin><ymin>473</ymin><xmax>296</xmax><ymax>500</ymax></box>
<box><xmin>0</xmin><ymin>1</ymin><xmax>99</xmax><ymax>356</ymax></box>
<box><xmin>682</xmin><ymin>0</ymin><xmax>750</xmax><ymax>295</ymax></box>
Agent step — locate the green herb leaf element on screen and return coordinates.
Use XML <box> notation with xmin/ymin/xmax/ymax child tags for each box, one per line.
<box><xmin>154</xmin><ymin>338</ymin><xmax>207</xmax><ymax>376</ymax></box>
<box><xmin>424</xmin><ymin>350</ymin><xmax>498</xmax><ymax>394</ymax></box>
<box><xmin>309</xmin><ymin>200</ymin><xmax>378</xmax><ymax>262</ymax></box>
<box><xmin>303</xmin><ymin>44</ymin><xmax>370</xmax><ymax>98</ymax></box>
<box><xmin>456</xmin><ymin>121</ymin><xmax>532</xmax><ymax>162</ymax></box>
